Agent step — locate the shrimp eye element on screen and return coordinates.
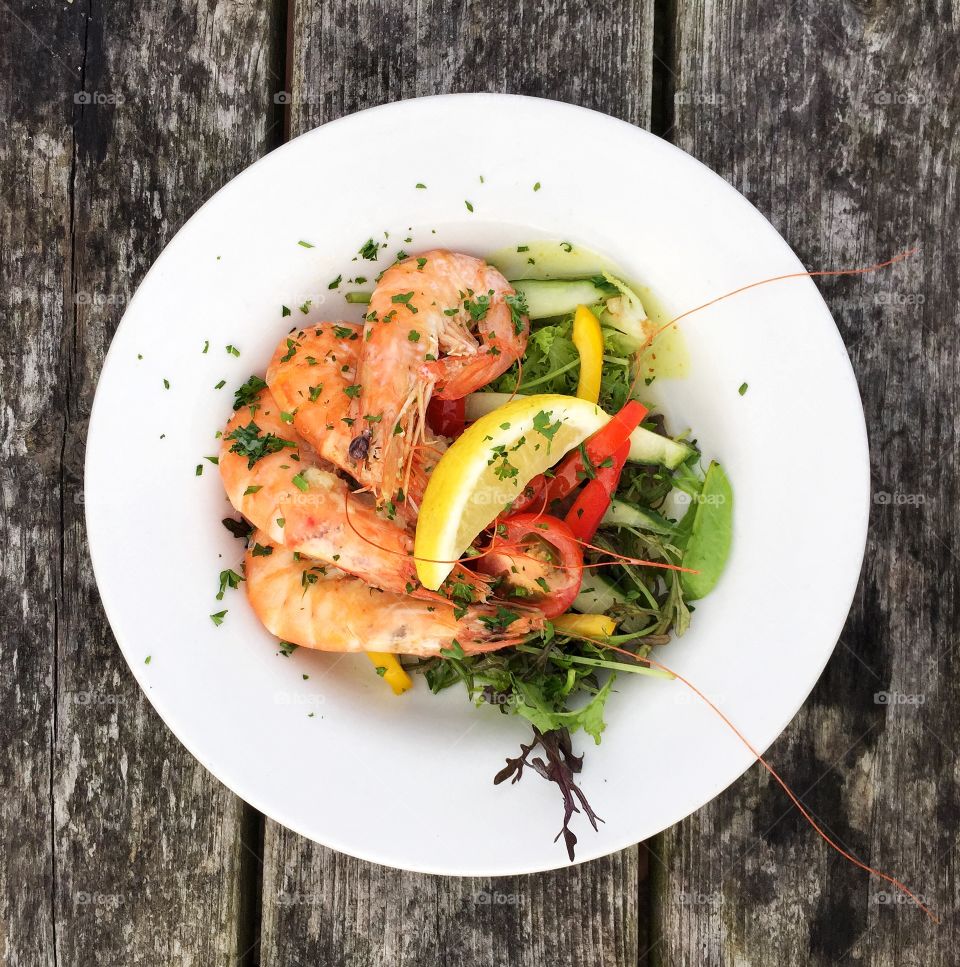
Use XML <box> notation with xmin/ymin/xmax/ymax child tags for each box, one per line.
<box><xmin>349</xmin><ymin>430</ymin><xmax>371</xmax><ymax>462</ymax></box>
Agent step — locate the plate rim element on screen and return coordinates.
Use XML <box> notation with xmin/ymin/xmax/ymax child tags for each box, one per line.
<box><xmin>85</xmin><ymin>91</ymin><xmax>871</xmax><ymax>876</ymax></box>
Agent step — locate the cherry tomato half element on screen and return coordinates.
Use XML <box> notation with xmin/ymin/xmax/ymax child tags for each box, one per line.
<box><xmin>478</xmin><ymin>513</ymin><xmax>583</xmax><ymax>618</ymax></box>
<box><xmin>426</xmin><ymin>397</ymin><xmax>465</xmax><ymax>438</ymax></box>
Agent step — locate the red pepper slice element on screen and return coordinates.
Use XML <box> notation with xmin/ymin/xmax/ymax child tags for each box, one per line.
<box><xmin>544</xmin><ymin>399</ymin><xmax>648</xmax><ymax>503</ymax></box>
<box><xmin>477</xmin><ymin>513</ymin><xmax>583</xmax><ymax>618</ymax></box>
<box><xmin>564</xmin><ymin>440</ymin><xmax>630</xmax><ymax>540</ymax></box>
<box><xmin>426</xmin><ymin>397</ymin><xmax>465</xmax><ymax>438</ymax></box>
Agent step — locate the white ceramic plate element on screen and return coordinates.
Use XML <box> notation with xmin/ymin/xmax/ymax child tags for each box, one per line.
<box><xmin>86</xmin><ymin>94</ymin><xmax>869</xmax><ymax>875</ymax></box>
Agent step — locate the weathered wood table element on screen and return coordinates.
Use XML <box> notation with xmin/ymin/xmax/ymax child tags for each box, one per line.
<box><xmin>4</xmin><ymin>1</ymin><xmax>956</xmax><ymax>963</ymax></box>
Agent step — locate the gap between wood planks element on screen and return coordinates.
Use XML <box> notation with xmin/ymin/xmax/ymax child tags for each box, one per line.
<box><xmin>233</xmin><ymin>1</ymin><xmax>680</xmax><ymax>963</ymax></box>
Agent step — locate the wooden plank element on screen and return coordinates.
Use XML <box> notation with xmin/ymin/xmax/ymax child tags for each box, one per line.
<box><xmin>261</xmin><ymin>2</ymin><xmax>654</xmax><ymax>964</ymax></box>
<box><xmin>0</xmin><ymin>6</ymin><xmax>81</xmax><ymax>962</ymax></box>
<box><xmin>0</xmin><ymin>0</ymin><xmax>280</xmax><ymax>962</ymax></box>
<box><xmin>263</xmin><ymin>823</ymin><xmax>641</xmax><ymax>967</ymax></box>
<box><xmin>289</xmin><ymin>0</ymin><xmax>652</xmax><ymax>130</ymax></box>
<box><xmin>656</xmin><ymin>3</ymin><xmax>960</xmax><ymax>964</ymax></box>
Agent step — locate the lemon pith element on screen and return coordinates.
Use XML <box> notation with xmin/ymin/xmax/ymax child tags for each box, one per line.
<box><xmin>414</xmin><ymin>394</ymin><xmax>605</xmax><ymax>590</ymax></box>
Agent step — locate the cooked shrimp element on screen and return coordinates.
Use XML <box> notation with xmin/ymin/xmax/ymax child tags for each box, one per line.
<box><xmin>348</xmin><ymin>250</ymin><xmax>529</xmax><ymax>501</ymax></box>
<box><xmin>219</xmin><ymin>387</ymin><xmax>490</xmax><ymax>602</ymax></box>
<box><xmin>265</xmin><ymin>322</ymin><xmax>443</xmax><ymax>507</ymax></box>
<box><xmin>265</xmin><ymin>321</ymin><xmax>361</xmax><ymax>475</ymax></box>
<box><xmin>244</xmin><ymin>533</ymin><xmax>543</xmax><ymax>655</ymax></box>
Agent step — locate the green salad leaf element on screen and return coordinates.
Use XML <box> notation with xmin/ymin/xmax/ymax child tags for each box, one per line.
<box><xmin>488</xmin><ymin>319</ymin><xmax>633</xmax><ymax>413</ymax></box>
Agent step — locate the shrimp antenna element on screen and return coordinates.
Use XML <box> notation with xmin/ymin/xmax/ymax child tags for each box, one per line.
<box><xmin>563</xmin><ymin>633</ymin><xmax>937</xmax><ymax>924</ymax></box>
<box><xmin>629</xmin><ymin>247</ymin><xmax>918</xmax><ymax>398</ymax></box>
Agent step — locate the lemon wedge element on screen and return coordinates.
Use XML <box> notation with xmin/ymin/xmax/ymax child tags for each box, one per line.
<box><xmin>414</xmin><ymin>394</ymin><xmax>605</xmax><ymax>589</ymax></box>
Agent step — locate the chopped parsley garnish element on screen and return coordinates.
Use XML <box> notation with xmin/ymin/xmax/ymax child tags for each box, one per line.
<box><xmin>252</xmin><ymin>543</ymin><xmax>273</xmax><ymax>557</ymax></box>
<box><xmin>532</xmin><ymin>409</ymin><xmax>562</xmax><ymax>448</ymax></box>
<box><xmin>738</xmin><ymin>382</ymin><xmax>749</xmax><ymax>395</ymax></box>
<box><xmin>298</xmin><ymin>300</ymin><xmax>311</xmax><ymax>314</ymax></box>
<box><xmin>533</xmin><ymin>181</ymin><xmax>541</xmax><ymax>191</ymax></box>
<box><xmin>210</xmin><ymin>611</ymin><xmax>227</xmax><ymax>627</ymax></box>
<box><xmin>278</xmin><ymin>641</ymin><xmax>298</xmax><ymax>656</ymax></box>
<box><xmin>226</xmin><ymin>420</ymin><xmax>296</xmax><ymax>469</ymax></box>
<box><xmin>233</xmin><ymin>375</ymin><xmax>268</xmax><ymax>411</ymax></box>
<box><xmin>358</xmin><ymin>238</ymin><xmax>379</xmax><ymax>261</ymax></box>
<box><xmin>216</xmin><ymin>569</ymin><xmax>244</xmax><ymax>601</ymax></box>
<box><xmin>440</xmin><ymin>639</ymin><xmax>466</xmax><ymax>660</ymax></box>
<box><xmin>332</xmin><ymin>325</ymin><xmax>355</xmax><ymax>339</ymax></box>
<box><xmin>214</xmin><ymin>379</ymin><xmax>226</xmax><ymax>390</ymax></box>
<box><xmin>280</xmin><ymin>339</ymin><xmax>298</xmax><ymax>363</ymax></box>
<box><xmin>222</xmin><ymin>517</ymin><xmax>252</xmax><ymax>540</ymax></box>
<box><xmin>328</xmin><ymin>274</ymin><xmax>342</xmax><ymax>289</ymax></box>
<box><xmin>163</xmin><ymin>378</ymin><xmax>170</xmax><ymax>390</ymax></box>
<box><xmin>297</xmin><ymin>240</ymin><xmax>315</xmax><ymax>248</ymax></box>
<box><xmin>465</xmin><ymin>200</ymin><xmax>474</xmax><ymax>212</ymax></box>
<box><xmin>415</xmin><ymin>182</ymin><xmax>427</xmax><ymax>189</ymax></box>
<box><xmin>202</xmin><ymin>340</ymin><xmax>209</xmax><ymax>353</ymax></box>
<box><xmin>391</xmin><ymin>291</ymin><xmax>418</xmax><ymax>313</ymax></box>
<box><xmin>416</xmin><ymin>257</ymin><xmax>427</xmax><ymax>270</ymax></box>
<box><xmin>478</xmin><ymin>607</ymin><xmax>521</xmax><ymax>632</ymax></box>
<box><xmin>504</xmin><ymin>291</ymin><xmax>528</xmax><ymax>335</ymax></box>
<box><xmin>282</xmin><ymin>305</ymin><xmax>291</xmax><ymax>317</ymax></box>
<box><xmin>407</xmin><ymin>330</ymin><xmax>421</xmax><ymax>342</ymax></box>
<box><xmin>195</xmin><ymin>464</ymin><xmax>203</xmax><ymax>476</ymax></box>
<box><xmin>308</xmin><ymin>384</ymin><xmax>323</xmax><ymax>402</ymax></box>
<box><xmin>343</xmin><ymin>383</ymin><xmax>361</xmax><ymax>399</ymax></box>
<box><xmin>463</xmin><ymin>293</ymin><xmax>490</xmax><ymax>322</ymax></box>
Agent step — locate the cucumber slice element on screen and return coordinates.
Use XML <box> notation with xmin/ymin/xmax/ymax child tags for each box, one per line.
<box><xmin>573</xmin><ymin>574</ymin><xmax>627</xmax><ymax>614</ymax></box>
<box><xmin>464</xmin><ymin>393</ymin><xmax>695</xmax><ymax>469</ymax></box>
<box><xmin>601</xmin><ymin>498</ymin><xmax>677</xmax><ymax>536</ymax></box>
<box><xmin>627</xmin><ymin>426</ymin><xmax>693</xmax><ymax>469</ymax></box>
<box><xmin>512</xmin><ymin>279</ymin><xmax>611</xmax><ymax>320</ymax></box>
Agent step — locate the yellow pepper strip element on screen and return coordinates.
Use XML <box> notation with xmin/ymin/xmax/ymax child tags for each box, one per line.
<box><xmin>366</xmin><ymin>652</ymin><xmax>413</xmax><ymax>695</ymax></box>
<box><xmin>553</xmin><ymin>612</ymin><xmax>617</xmax><ymax>638</ymax></box>
<box><xmin>572</xmin><ymin>304</ymin><xmax>605</xmax><ymax>404</ymax></box>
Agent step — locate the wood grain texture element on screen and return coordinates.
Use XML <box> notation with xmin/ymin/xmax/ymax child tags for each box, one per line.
<box><xmin>1</xmin><ymin>0</ymin><xmax>280</xmax><ymax>962</ymax></box>
<box><xmin>262</xmin><ymin>825</ymin><xmax>641</xmax><ymax>967</ymax></box>
<box><xmin>260</xmin><ymin>2</ymin><xmax>654</xmax><ymax>964</ymax></box>
<box><xmin>655</xmin><ymin>2</ymin><xmax>960</xmax><ymax>964</ymax></box>
<box><xmin>288</xmin><ymin>0</ymin><xmax>653</xmax><ymax>130</ymax></box>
